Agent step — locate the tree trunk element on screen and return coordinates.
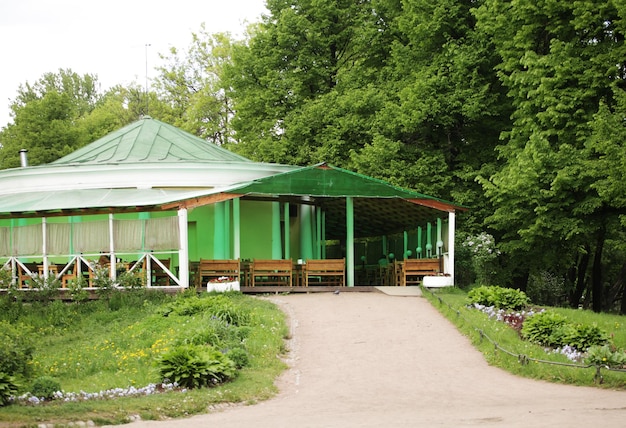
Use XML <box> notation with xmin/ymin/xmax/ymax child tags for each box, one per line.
<box><xmin>621</xmin><ymin>283</ymin><xmax>626</xmax><ymax>315</ymax></box>
<box><xmin>591</xmin><ymin>227</ymin><xmax>606</xmax><ymax>313</ymax></box>
<box><xmin>569</xmin><ymin>247</ymin><xmax>590</xmax><ymax>309</ymax></box>
<box><xmin>607</xmin><ymin>260</ymin><xmax>626</xmax><ymax>312</ymax></box>
<box><xmin>511</xmin><ymin>269</ymin><xmax>529</xmax><ymax>292</ymax></box>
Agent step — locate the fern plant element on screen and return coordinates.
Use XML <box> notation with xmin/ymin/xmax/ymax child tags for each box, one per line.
<box><xmin>0</xmin><ymin>372</ymin><xmax>18</xmax><ymax>406</ymax></box>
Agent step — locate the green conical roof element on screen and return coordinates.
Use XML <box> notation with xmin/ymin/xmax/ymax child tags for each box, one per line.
<box><xmin>52</xmin><ymin>117</ymin><xmax>251</xmax><ymax>165</ymax></box>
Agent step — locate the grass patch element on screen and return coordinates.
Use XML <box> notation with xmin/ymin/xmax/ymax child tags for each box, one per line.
<box><xmin>0</xmin><ymin>290</ymin><xmax>289</xmax><ymax>426</ymax></box>
<box><xmin>422</xmin><ymin>286</ymin><xmax>626</xmax><ymax>389</ymax></box>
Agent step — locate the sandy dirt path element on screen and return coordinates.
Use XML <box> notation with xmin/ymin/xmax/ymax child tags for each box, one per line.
<box><xmin>123</xmin><ymin>292</ymin><xmax>626</xmax><ymax>427</ymax></box>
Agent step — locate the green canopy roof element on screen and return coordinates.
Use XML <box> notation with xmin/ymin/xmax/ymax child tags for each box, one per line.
<box><xmin>52</xmin><ymin>116</ymin><xmax>250</xmax><ymax>165</ymax></box>
<box><xmin>233</xmin><ymin>163</ymin><xmax>448</xmax><ymax>200</ymax></box>
<box><xmin>229</xmin><ymin>163</ymin><xmax>461</xmax><ymax>239</ymax></box>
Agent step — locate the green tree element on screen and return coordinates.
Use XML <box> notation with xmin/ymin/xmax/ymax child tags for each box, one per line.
<box><xmin>227</xmin><ymin>0</ymin><xmax>396</xmax><ymax>164</ymax></box>
<box><xmin>0</xmin><ymin>70</ymin><xmax>101</xmax><ymax>167</ymax></box>
<box><xmin>476</xmin><ymin>0</ymin><xmax>626</xmax><ymax>310</ymax></box>
<box><xmin>154</xmin><ymin>27</ymin><xmax>236</xmax><ymax>145</ymax></box>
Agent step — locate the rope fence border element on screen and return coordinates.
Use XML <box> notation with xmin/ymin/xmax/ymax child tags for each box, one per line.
<box><xmin>422</xmin><ymin>286</ymin><xmax>626</xmax><ymax>384</ymax></box>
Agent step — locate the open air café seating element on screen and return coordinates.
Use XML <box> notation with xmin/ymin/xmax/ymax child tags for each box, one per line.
<box><xmin>250</xmin><ymin>259</ymin><xmax>292</xmax><ymax>287</ymax></box>
<box><xmin>196</xmin><ymin>259</ymin><xmax>241</xmax><ymax>288</ymax></box>
<box><xmin>304</xmin><ymin>258</ymin><xmax>345</xmax><ymax>287</ymax></box>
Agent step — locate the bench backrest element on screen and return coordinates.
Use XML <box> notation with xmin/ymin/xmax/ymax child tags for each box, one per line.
<box><xmin>306</xmin><ymin>258</ymin><xmax>345</xmax><ymax>273</ymax></box>
<box><xmin>199</xmin><ymin>259</ymin><xmax>240</xmax><ymax>274</ymax></box>
<box><xmin>252</xmin><ymin>259</ymin><xmax>292</xmax><ymax>273</ymax></box>
<box><xmin>403</xmin><ymin>258</ymin><xmax>442</xmax><ymax>273</ymax></box>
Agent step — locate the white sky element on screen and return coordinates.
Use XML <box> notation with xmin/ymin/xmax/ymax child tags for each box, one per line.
<box><xmin>0</xmin><ymin>0</ymin><xmax>268</xmax><ymax>127</ymax></box>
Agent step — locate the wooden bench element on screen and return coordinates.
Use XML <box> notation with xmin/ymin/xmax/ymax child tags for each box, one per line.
<box><xmin>250</xmin><ymin>259</ymin><xmax>292</xmax><ymax>287</ymax></box>
<box><xmin>197</xmin><ymin>259</ymin><xmax>240</xmax><ymax>288</ymax></box>
<box><xmin>400</xmin><ymin>258</ymin><xmax>443</xmax><ymax>286</ymax></box>
<box><xmin>304</xmin><ymin>258</ymin><xmax>345</xmax><ymax>287</ymax></box>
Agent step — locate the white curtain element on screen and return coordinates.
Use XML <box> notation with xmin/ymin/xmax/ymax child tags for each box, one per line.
<box><xmin>114</xmin><ymin>219</ymin><xmax>143</xmax><ymax>252</ymax></box>
<box><xmin>73</xmin><ymin>220</ymin><xmax>109</xmax><ymax>253</ymax></box>
<box><xmin>13</xmin><ymin>224</ymin><xmax>43</xmax><ymax>256</ymax></box>
<box><xmin>47</xmin><ymin>223</ymin><xmax>71</xmax><ymax>255</ymax></box>
<box><xmin>145</xmin><ymin>217</ymin><xmax>180</xmax><ymax>250</ymax></box>
<box><xmin>0</xmin><ymin>227</ymin><xmax>10</xmax><ymax>257</ymax></box>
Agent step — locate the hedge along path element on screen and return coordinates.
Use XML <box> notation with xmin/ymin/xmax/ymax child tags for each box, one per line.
<box><xmin>118</xmin><ymin>292</ymin><xmax>626</xmax><ymax>428</ymax></box>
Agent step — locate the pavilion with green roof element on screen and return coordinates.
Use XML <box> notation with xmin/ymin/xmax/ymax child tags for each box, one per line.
<box><xmin>0</xmin><ymin>117</ymin><xmax>463</xmax><ymax>290</ymax></box>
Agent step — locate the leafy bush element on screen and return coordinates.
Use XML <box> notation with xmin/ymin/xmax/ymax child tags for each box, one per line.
<box><xmin>30</xmin><ymin>376</ymin><xmax>61</xmax><ymax>400</ymax></box>
<box><xmin>157</xmin><ymin>344</ymin><xmax>236</xmax><ymax>389</ymax></box>
<box><xmin>117</xmin><ymin>269</ymin><xmax>145</xmax><ymax>289</ymax></box>
<box><xmin>180</xmin><ymin>318</ymin><xmax>251</xmax><ymax>350</ymax></box>
<box><xmin>461</xmin><ymin>232</ymin><xmax>501</xmax><ymax>286</ymax></box>
<box><xmin>521</xmin><ymin>311</ymin><xmax>569</xmax><ymax>347</ymax></box>
<box><xmin>0</xmin><ymin>320</ymin><xmax>34</xmax><ymax>378</ymax></box>
<box><xmin>526</xmin><ymin>270</ymin><xmax>568</xmax><ymax>307</ymax></box>
<box><xmin>161</xmin><ymin>295</ymin><xmax>250</xmax><ymax>326</ymax></box>
<box><xmin>561</xmin><ymin>323</ymin><xmax>609</xmax><ymax>350</ymax></box>
<box><xmin>467</xmin><ymin>285</ymin><xmax>530</xmax><ymax>310</ymax></box>
<box><xmin>0</xmin><ymin>372</ymin><xmax>19</xmax><ymax>407</ymax></box>
<box><xmin>226</xmin><ymin>347</ymin><xmax>250</xmax><ymax>369</ymax></box>
<box><xmin>522</xmin><ymin>311</ymin><xmax>609</xmax><ymax>350</ymax></box>
<box><xmin>585</xmin><ymin>345</ymin><xmax>626</xmax><ymax>368</ymax></box>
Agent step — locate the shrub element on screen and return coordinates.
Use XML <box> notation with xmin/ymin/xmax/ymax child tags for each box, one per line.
<box><xmin>522</xmin><ymin>311</ymin><xmax>609</xmax><ymax>350</ymax></box>
<box><xmin>467</xmin><ymin>285</ymin><xmax>529</xmax><ymax>310</ymax></box>
<box><xmin>66</xmin><ymin>275</ymin><xmax>89</xmax><ymax>303</ymax></box>
<box><xmin>226</xmin><ymin>347</ymin><xmax>250</xmax><ymax>369</ymax></box>
<box><xmin>0</xmin><ymin>320</ymin><xmax>34</xmax><ymax>378</ymax></box>
<box><xmin>526</xmin><ymin>270</ymin><xmax>568</xmax><ymax>307</ymax></box>
<box><xmin>561</xmin><ymin>323</ymin><xmax>609</xmax><ymax>350</ymax></box>
<box><xmin>0</xmin><ymin>267</ymin><xmax>12</xmax><ymax>289</ymax></box>
<box><xmin>585</xmin><ymin>345</ymin><xmax>626</xmax><ymax>368</ymax></box>
<box><xmin>30</xmin><ymin>376</ymin><xmax>62</xmax><ymax>400</ymax></box>
<box><xmin>157</xmin><ymin>344</ymin><xmax>236</xmax><ymax>389</ymax></box>
<box><xmin>162</xmin><ymin>295</ymin><xmax>250</xmax><ymax>326</ymax></box>
<box><xmin>521</xmin><ymin>311</ymin><xmax>569</xmax><ymax>347</ymax></box>
<box><xmin>180</xmin><ymin>317</ymin><xmax>250</xmax><ymax>350</ymax></box>
<box><xmin>461</xmin><ymin>232</ymin><xmax>501</xmax><ymax>286</ymax></box>
<box><xmin>0</xmin><ymin>372</ymin><xmax>19</xmax><ymax>407</ymax></box>
<box><xmin>117</xmin><ymin>270</ymin><xmax>145</xmax><ymax>289</ymax></box>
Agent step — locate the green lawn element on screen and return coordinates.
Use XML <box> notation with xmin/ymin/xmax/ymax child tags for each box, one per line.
<box><xmin>0</xmin><ymin>290</ymin><xmax>289</xmax><ymax>426</ymax></box>
<box><xmin>422</xmin><ymin>286</ymin><xmax>626</xmax><ymax>389</ymax></box>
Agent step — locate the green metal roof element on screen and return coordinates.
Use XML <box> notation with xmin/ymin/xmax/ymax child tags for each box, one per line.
<box><xmin>233</xmin><ymin>163</ymin><xmax>452</xmax><ymax>201</ymax></box>
<box><xmin>230</xmin><ymin>163</ymin><xmax>462</xmax><ymax>239</ymax></box>
<box><xmin>52</xmin><ymin>117</ymin><xmax>251</xmax><ymax>165</ymax></box>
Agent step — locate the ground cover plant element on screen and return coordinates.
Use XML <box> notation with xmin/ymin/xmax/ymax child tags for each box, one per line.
<box><xmin>424</xmin><ymin>286</ymin><xmax>626</xmax><ymax>388</ymax></box>
<box><xmin>0</xmin><ymin>289</ymin><xmax>289</xmax><ymax>426</ymax></box>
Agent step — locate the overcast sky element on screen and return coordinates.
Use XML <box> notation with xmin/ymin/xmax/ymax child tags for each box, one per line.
<box><xmin>0</xmin><ymin>0</ymin><xmax>268</xmax><ymax>127</ymax></box>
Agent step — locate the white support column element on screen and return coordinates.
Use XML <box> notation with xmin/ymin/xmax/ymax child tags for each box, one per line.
<box><xmin>42</xmin><ymin>218</ymin><xmax>48</xmax><ymax>280</ymax></box>
<box><xmin>178</xmin><ymin>208</ymin><xmax>189</xmax><ymax>288</ymax></box>
<box><xmin>109</xmin><ymin>214</ymin><xmax>116</xmax><ymax>281</ymax></box>
<box><xmin>448</xmin><ymin>211</ymin><xmax>456</xmax><ymax>285</ymax></box>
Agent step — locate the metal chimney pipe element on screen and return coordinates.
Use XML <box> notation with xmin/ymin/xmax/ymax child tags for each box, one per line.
<box><xmin>19</xmin><ymin>149</ymin><xmax>28</xmax><ymax>167</ymax></box>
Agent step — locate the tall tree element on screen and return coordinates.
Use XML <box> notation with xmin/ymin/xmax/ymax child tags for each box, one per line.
<box><xmin>227</xmin><ymin>0</ymin><xmax>397</xmax><ymax>165</ymax></box>
<box><xmin>154</xmin><ymin>27</ymin><xmax>236</xmax><ymax>145</ymax></box>
<box><xmin>353</xmin><ymin>0</ymin><xmax>510</xmax><ymax>212</ymax></box>
<box><xmin>476</xmin><ymin>0</ymin><xmax>626</xmax><ymax>309</ymax></box>
<box><xmin>0</xmin><ymin>69</ymin><xmax>101</xmax><ymax>168</ymax></box>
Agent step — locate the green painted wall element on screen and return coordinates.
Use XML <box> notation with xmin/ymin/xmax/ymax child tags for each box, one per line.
<box><xmin>240</xmin><ymin>200</ymin><xmax>274</xmax><ymax>260</ymax></box>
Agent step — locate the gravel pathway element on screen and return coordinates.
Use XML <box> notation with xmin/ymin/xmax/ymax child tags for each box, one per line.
<box><xmin>120</xmin><ymin>292</ymin><xmax>626</xmax><ymax>427</ymax></box>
